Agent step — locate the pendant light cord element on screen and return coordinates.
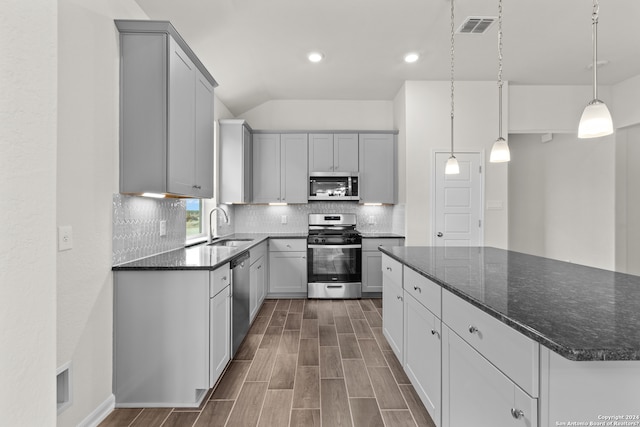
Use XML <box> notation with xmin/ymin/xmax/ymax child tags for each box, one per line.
<box><xmin>450</xmin><ymin>0</ymin><xmax>455</xmax><ymax>157</ymax></box>
<box><xmin>497</xmin><ymin>0</ymin><xmax>503</xmax><ymax>140</ymax></box>
<box><xmin>592</xmin><ymin>0</ymin><xmax>599</xmax><ymax>101</ymax></box>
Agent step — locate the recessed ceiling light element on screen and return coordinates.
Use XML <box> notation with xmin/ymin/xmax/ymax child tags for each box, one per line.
<box><xmin>404</xmin><ymin>53</ymin><xmax>419</xmax><ymax>63</ymax></box>
<box><xmin>308</xmin><ymin>52</ymin><xmax>324</xmax><ymax>63</ymax></box>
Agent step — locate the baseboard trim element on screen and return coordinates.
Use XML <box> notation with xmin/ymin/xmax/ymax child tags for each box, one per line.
<box><xmin>77</xmin><ymin>394</ymin><xmax>115</xmax><ymax>427</ymax></box>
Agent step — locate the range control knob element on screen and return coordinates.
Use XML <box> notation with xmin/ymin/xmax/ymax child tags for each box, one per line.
<box><xmin>321</xmin><ymin>239</ymin><xmax>326</xmax><ymax>243</ymax></box>
<box><xmin>314</xmin><ymin>238</ymin><xmax>319</xmax><ymax>243</ymax></box>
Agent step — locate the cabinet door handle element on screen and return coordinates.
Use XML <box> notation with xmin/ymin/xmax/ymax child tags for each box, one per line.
<box><xmin>222</xmin><ymin>276</ymin><xmax>227</xmax><ymax>281</ymax></box>
<box><xmin>510</xmin><ymin>408</ymin><xmax>524</xmax><ymax>420</ymax></box>
<box><xmin>431</xmin><ymin>329</ymin><xmax>440</xmax><ymax>339</ymax></box>
<box><xmin>286</xmin><ymin>244</ymin><xmax>291</xmax><ymax>248</ymax></box>
<box><xmin>257</xmin><ymin>265</ymin><xmax>262</xmax><ymax>270</ymax></box>
<box><xmin>468</xmin><ymin>325</ymin><xmax>479</xmax><ymax>334</ymax></box>
<box><xmin>396</xmin><ymin>295</ymin><xmax>403</xmax><ymax>301</ymax></box>
<box><xmin>386</xmin><ymin>267</ymin><xmax>392</xmax><ymax>271</ymax></box>
<box><xmin>413</xmin><ymin>286</ymin><xmax>421</xmax><ymax>293</ymax></box>
<box><xmin>192</xmin><ymin>184</ymin><xmax>201</xmax><ymax>189</ymax></box>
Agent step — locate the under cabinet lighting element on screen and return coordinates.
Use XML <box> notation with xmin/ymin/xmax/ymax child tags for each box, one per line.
<box><xmin>141</xmin><ymin>193</ymin><xmax>166</xmax><ymax>199</ymax></box>
<box><xmin>364</xmin><ymin>203</ymin><xmax>383</xmax><ymax>206</ymax></box>
<box><xmin>269</xmin><ymin>203</ymin><xmax>288</xmax><ymax>206</ymax></box>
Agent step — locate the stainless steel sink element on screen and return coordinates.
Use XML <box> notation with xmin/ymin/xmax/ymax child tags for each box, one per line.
<box><xmin>207</xmin><ymin>238</ymin><xmax>253</xmax><ymax>247</ymax></box>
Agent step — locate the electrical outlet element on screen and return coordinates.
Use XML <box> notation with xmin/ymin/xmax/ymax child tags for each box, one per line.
<box><xmin>368</xmin><ymin>215</ymin><xmax>375</xmax><ymax>225</ymax></box>
<box><xmin>58</xmin><ymin>226</ymin><xmax>73</xmax><ymax>251</ymax></box>
<box><xmin>281</xmin><ymin>215</ymin><xmax>288</xmax><ymax>224</ymax></box>
<box><xmin>159</xmin><ymin>220</ymin><xmax>167</xmax><ymax>237</ymax></box>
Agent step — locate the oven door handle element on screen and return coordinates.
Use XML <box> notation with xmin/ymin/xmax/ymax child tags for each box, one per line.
<box><xmin>308</xmin><ymin>244</ymin><xmax>362</xmax><ymax>249</ymax></box>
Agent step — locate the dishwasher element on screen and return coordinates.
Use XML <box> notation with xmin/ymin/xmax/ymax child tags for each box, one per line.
<box><xmin>231</xmin><ymin>251</ymin><xmax>250</xmax><ymax>356</ymax></box>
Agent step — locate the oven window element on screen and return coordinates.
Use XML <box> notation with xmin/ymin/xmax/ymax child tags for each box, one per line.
<box><xmin>308</xmin><ymin>246</ymin><xmax>362</xmax><ymax>283</ymax></box>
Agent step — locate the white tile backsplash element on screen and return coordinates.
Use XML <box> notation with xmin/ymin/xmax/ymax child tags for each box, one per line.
<box><xmin>112</xmin><ymin>194</ymin><xmax>186</xmax><ymax>265</ymax></box>
<box><xmin>234</xmin><ymin>202</ymin><xmax>401</xmax><ymax>234</ymax></box>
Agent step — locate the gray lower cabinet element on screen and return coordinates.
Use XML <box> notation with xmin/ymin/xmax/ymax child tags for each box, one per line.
<box><xmin>250</xmin><ymin>242</ymin><xmax>268</xmax><ymax>322</ymax></box>
<box><xmin>116</xmin><ymin>20</ymin><xmax>217</xmax><ymax>199</ymax></box>
<box><xmin>219</xmin><ymin>119</ymin><xmax>252</xmax><ymax>203</ymax></box>
<box><xmin>114</xmin><ymin>263</ymin><xmax>231</xmax><ymax>407</ymax></box>
<box><xmin>210</xmin><ymin>285</ymin><xmax>231</xmax><ymax>388</ymax></box>
<box><xmin>362</xmin><ymin>238</ymin><xmax>404</xmax><ymax>293</ymax></box>
<box><xmin>114</xmin><ymin>270</ymin><xmax>211</xmax><ymax>407</ymax></box>
<box><xmin>405</xmin><ymin>293</ymin><xmax>442</xmax><ymax>427</ymax></box>
<box><xmin>359</xmin><ymin>133</ymin><xmax>397</xmax><ymax>204</ymax></box>
<box><xmin>252</xmin><ymin>133</ymin><xmax>308</xmax><ymax>203</ymax></box>
<box><xmin>382</xmin><ymin>255</ymin><xmax>404</xmax><ymax>361</ymax></box>
<box><xmin>268</xmin><ymin>239</ymin><xmax>307</xmax><ymax>296</ymax></box>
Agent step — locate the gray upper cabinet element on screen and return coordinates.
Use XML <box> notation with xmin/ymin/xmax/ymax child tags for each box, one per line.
<box><xmin>116</xmin><ymin>20</ymin><xmax>218</xmax><ymax>199</ymax></box>
<box><xmin>281</xmin><ymin>134</ymin><xmax>308</xmax><ymax>203</ymax></box>
<box><xmin>308</xmin><ymin>133</ymin><xmax>358</xmax><ymax>172</ymax></box>
<box><xmin>253</xmin><ymin>133</ymin><xmax>308</xmax><ymax>203</ymax></box>
<box><xmin>359</xmin><ymin>133</ymin><xmax>397</xmax><ymax>204</ymax></box>
<box><xmin>219</xmin><ymin>119</ymin><xmax>252</xmax><ymax>204</ymax></box>
<box><xmin>252</xmin><ymin>134</ymin><xmax>281</xmax><ymax>203</ymax></box>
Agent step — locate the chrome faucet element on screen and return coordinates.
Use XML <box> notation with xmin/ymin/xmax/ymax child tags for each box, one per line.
<box><xmin>208</xmin><ymin>207</ymin><xmax>229</xmax><ymax>244</ymax></box>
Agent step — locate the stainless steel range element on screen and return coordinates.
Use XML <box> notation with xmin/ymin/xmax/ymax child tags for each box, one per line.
<box><xmin>307</xmin><ymin>213</ymin><xmax>362</xmax><ymax>299</ymax></box>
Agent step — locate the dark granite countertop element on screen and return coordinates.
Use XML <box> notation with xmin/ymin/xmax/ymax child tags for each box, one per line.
<box><xmin>361</xmin><ymin>233</ymin><xmax>405</xmax><ymax>239</ymax></box>
<box><xmin>112</xmin><ymin>233</ymin><xmax>307</xmax><ymax>271</ymax></box>
<box><xmin>379</xmin><ymin>246</ymin><xmax>640</xmax><ymax>362</ymax></box>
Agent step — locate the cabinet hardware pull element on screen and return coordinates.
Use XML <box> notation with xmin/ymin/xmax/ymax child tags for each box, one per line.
<box><xmin>413</xmin><ymin>286</ymin><xmax>421</xmax><ymax>293</ymax></box>
<box><xmin>431</xmin><ymin>329</ymin><xmax>440</xmax><ymax>338</ymax></box>
<box><xmin>257</xmin><ymin>265</ymin><xmax>261</xmax><ymax>270</ymax></box>
<box><xmin>396</xmin><ymin>295</ymin><xmax>403</xmax><ymax>301</ymax></box>
<box><xmin>386</xmin><ymin>267</ymin><xmax>392</xmax><ymax>271</ymax></box>
<box><xmin>222</xmin><ymin>276</ymin><xmax>227</xmax><ymax>281</ymax></box>
<box><xmin>510</xmin><ymin>408</ymin><xmax>524</xmax><ymax>420</ymax></box>
<box><xmin>468</xmin><ymin>325</ymin><xmax>479</xmax><ymax>334</ymax></box>
<box><xmin>192</xmin><ymin>184</ymin><xmax>201</xmax><ymax>189</ymax></box>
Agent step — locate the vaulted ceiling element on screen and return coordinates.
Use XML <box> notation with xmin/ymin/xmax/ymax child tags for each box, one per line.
<box><xmin>134</xmin><ymin>0</ymin><xmax>640</xmax><ymax>115</ymax></box>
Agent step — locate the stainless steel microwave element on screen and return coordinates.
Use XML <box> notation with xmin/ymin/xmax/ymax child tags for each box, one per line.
<box><xmin>309</xmin><ymin>172</ymin><xmax>359</xmax><ymax>201</ymax></box>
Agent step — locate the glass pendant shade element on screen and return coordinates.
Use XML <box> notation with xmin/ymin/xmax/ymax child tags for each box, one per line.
<box><xmin>578</xmin><ymin>99</ymin><xmax>613</xmax><ymax>138</ymax></box>
<box><xmin>490</xmin><ymin>137</ymin><xmax>510</xmax><ymax>162</ymax></box>
<box><xmin>445</xmin><ymin>156</ymin><xmax>460</xmax><ymax>175</ymax></box>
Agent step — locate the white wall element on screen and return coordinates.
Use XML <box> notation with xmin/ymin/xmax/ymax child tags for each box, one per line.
<box><xmin>612</xmin><ymin>74</ymin><xmax>640</xmax><ymax>129</ymax></box>
<box><xmin>56</xmin><ymin>1</ymin><xmax>148</xmax><ymax>426</ymax></box>
<box><xmin>615</xmin><ymin>124</ymin><xmax>640</xmax><ymax>275</ymax></box>
<box><xmin>509</xmin><ymin>85</ymin><xmax>612</xmax><ymax>134</ymax></box>
<box><xmin>0</xmin><ymin>1</ymin><xmax>57</xmax><ymax>425</ymax></box>
<box><xmin>508</xmin><ymin>133</ymin><xmax>616</xmax><ymax>270</ymax></box>
<box><xmin>239</xmin><ymin>99</ymin><xmax>394</xmax><ymax>130</ymax></box>
<box><xmin>400</xmin><ymin>81</ymin><xmax>509</xmax><ymax>247</ymax></box>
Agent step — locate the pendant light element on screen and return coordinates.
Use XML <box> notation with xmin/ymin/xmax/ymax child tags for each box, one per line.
<box><xmin>445</xmin><ymin>0</ymin><xmax>460</xmax><ymax>175</ymax></box>
<box><xmin>578</xmin><ymin>0</ymin><xmax>613</xmax><ymax>138</ymax></box>
<box><xmin>490</xmin><ymin>0</ymin><xmax>510</xmax><ymax>163</ymax></box>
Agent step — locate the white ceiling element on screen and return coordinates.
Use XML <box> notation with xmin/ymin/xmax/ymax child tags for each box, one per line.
<box><xmin>133</xmin><ymin>0</ymin><xmax>640</xmax><ymax>116</ymax></box>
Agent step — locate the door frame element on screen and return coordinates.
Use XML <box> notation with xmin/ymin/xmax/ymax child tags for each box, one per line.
<box><xmin>431</xmin><ymin>150</ymin><xmax>485</xmax><ymax>247</ymax></box>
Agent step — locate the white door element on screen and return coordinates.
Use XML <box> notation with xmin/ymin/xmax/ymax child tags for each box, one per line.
<box><xmin>434</xmin><ymin>152</ymin><xmax>483</xmax><ymax>246</ymax></box>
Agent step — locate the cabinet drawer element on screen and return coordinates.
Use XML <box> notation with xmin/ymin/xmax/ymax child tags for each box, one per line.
<box><xmin>362</xmin><ymin>238</ymin><xmax>403</xmax><ymax>251</ymax></box>
<box><xmin>404</xmin><ymin>267</ymin><xmax>441</xmax><ymax>318</ymax></box>
<box><xmin>210</xmin><ymin>263</ymin><xmax>231</xmax><ymax>297</ymax></box>
<box><xmin>442</xmin><ymin>290</ymin><xmax>539</xmax><ymax>397</ymax></box>
<box><xmin>269</xmin><ymin>238</ymin><xmax>307</xmax><ymax>252</ymax></box>
<box><xmin>381</xmin><ymin>254</ymin><xmax>402</xmax><ymax>286</ymax></box>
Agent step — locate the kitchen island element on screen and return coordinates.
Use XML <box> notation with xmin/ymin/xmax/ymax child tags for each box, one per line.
<box><xmin>379</xmin><ymin>246</ymin><xmax>640</xmax><ymax>427</ymax></box>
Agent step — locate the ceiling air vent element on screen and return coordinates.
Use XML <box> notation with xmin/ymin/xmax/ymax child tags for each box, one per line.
<box><xmin>456</xmin><ymin>16</ymin><xmax>496</xmax><ymax>34</ymax></box>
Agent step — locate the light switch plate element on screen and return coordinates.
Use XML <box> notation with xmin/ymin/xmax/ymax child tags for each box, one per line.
<box><xmin>159</xmin><ymin>220</ymin><xmax>167</xmax><ymax>237</ymax></box>
<box><xmin>58</xmin><ymin>226</ymin><xmax>73</xmax><ymax>251</ymax></box>
<box><xmin>281</xmin><ymin>215</ymin><xmax>287</xmax><ymax>224</ymax></box>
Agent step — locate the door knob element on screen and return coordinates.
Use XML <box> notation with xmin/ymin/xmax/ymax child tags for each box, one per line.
<box><xmin>437</xmin><ymin>232</ymin><xmax>443</xmax><ymax>237</ymax></box>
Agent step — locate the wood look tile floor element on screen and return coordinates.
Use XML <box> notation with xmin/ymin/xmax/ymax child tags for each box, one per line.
<box><xmin>100</xmin><ymin>299</ymin><xmax>435</xmax><ymax>427</ymax></box>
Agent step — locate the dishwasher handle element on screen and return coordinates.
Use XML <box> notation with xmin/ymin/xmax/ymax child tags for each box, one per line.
<box><xmin>230</xmin><ymin>251</ymin><xmax>250</xmax><ymax>268</ymax></box>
